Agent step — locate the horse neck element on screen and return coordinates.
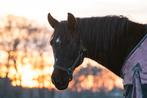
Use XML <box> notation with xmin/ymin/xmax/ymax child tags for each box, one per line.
<box><xmin>78</xmin><ymin>19</ymin><xmax>146</xmax><ymax>76</ymax></box>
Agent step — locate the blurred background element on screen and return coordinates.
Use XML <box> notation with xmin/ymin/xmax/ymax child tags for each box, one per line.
<box><xmin>0</xmin><ymin>0</ymin><xmax>147</xmax><ymax>98</ymax></box>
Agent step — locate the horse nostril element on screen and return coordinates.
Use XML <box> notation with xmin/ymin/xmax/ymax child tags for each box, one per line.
<box><xmin>51</xmin><ymin>75</ymin><xmax>58</xmax><ymax>84</ymax></box>
<box><xmin>51</xmin><ymin>76</ymin><xmax>60</xmax><ymax>84</ymax></box>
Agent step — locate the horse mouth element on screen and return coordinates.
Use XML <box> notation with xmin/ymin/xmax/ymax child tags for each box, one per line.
<box><xmin>52</xmin><ymin>79</ymin><xmax>69</xmax><ymax>90</ymax></box>
<box><xmin>54</xmin><ymin>83</ymin><xmax>69</xmax><ymax>90</ymax></box>
<box><xmin>51</xmin><ymin>73</ymin><xmax>70</xmax><ymax>90</ymax></box>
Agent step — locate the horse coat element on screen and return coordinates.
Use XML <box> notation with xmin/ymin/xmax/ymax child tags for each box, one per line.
<box><xmin>122</xmin><ymin>34</ymin><xmax>147</xmax><ymax>98</ymax></box>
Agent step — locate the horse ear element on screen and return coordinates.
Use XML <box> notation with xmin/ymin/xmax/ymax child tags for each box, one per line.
<box><xmin>67</xmin><ymin>13</ymin><xmax>77</xmax><ymax>31</ymax></box>
<box><xmin>48</xmin><ymin>13</ymin><xmax>59</xmax><ymax>28</ymax></box>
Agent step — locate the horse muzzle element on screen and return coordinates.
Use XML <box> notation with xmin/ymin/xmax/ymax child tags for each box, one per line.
<box><xmin>51</xmin><ymin>68</ymin><xmax>71</xmax><ymax>90</ymax></box>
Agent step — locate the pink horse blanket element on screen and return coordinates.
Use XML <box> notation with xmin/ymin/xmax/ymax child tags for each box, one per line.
<box><xmin>122</xmin><ymin>34</ymin><xmax>147</xmax><ymax>98</ymax></box>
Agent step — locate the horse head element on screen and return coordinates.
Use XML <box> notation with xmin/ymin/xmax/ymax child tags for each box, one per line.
<box><xmin>48</xmin><ymin>13</ymin><xmax>86</xmax><ymax>90</ymax></box>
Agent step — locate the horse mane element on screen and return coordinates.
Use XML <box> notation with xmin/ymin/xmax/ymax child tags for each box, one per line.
<box><xmin>77</xmin><ymin>16</ymin><xmax>128</xmax><ymax>58</ymax></box>
<box><xmin>76</xmin><ymin>15</ymin><xmax>145</xmax><ymax>75</ymax></box>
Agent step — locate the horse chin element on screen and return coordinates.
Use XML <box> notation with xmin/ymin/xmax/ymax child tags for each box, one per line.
<box><xmin>54</xmin><ymin>82</ymin><xmax>69</xmax><ymax>90</ymax></box>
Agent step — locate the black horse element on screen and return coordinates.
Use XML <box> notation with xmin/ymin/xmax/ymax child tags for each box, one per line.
<box><xmin>47</xmin><ymin>13</ymin><xmax>147</xmax><ymax>96</ymax></box>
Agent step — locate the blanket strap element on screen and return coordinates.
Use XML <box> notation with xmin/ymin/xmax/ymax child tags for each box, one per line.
<box><xmin>132</xmin><ymin>63</ymin><xmax>143</xmax><ymax>98</ymax></box>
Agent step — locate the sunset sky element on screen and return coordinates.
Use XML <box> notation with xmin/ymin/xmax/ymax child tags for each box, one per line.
<box><xmin>0</xmin><ymin>0</ymin><xmax>147</xmax><ymax>27</ymax></box>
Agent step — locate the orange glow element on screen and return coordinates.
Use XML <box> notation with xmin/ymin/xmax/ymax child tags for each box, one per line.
<box><xmin>69</xmin><ymin>60</ymin><xmax>123</xmax><ymax>92</ymax></box>
<box><xmin>0</xmin><ymin>50</ymin><xmax>54</xmax><ymax>89</ymax></box>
